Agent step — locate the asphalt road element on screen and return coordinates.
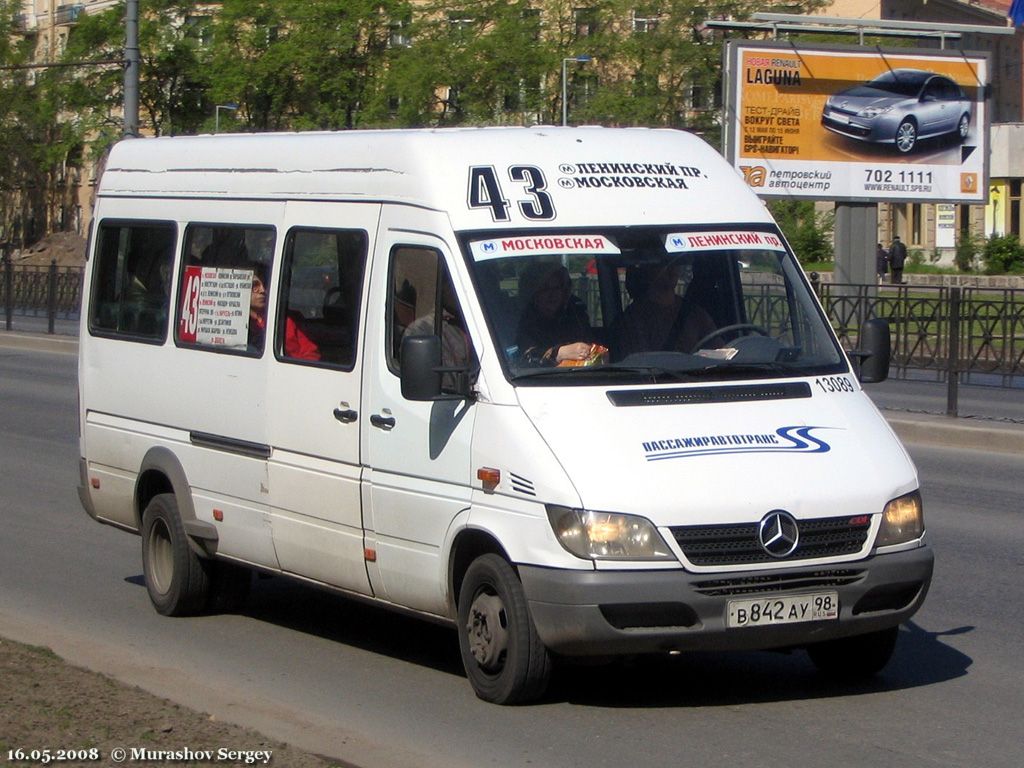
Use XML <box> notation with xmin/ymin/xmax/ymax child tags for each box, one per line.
<box><xmin>1</xmin><ymin>344</ymin><xmax>1023</xmax><ymax>768</ymax></box>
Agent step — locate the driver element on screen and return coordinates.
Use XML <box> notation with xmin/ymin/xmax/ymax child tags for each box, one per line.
<box><xmin>613</xmin><ymin>261</ymin><xmax>715</xmax><ymax>360</ymax></box>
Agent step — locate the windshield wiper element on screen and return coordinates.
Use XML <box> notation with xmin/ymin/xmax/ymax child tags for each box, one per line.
<box><xmin>511</xmin><ymin>364</ymin><xmax>648</xmax><ymax>380</ymax></box>
<box><xmin>684</xmin><ymin>361</ymin><xmax>795</xmax><ymax>378</ymax></box>
<box><xmin>510</xmin><ymin>364</ymin><xmax>702</xmax><ymax>383</ymax></box>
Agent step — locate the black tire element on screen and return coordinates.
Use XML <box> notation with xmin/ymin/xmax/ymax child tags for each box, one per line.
<box><xmin>141</xmin><ymin>494</ymin><xmax>210</xmax><ymax>616</ymax></box>
<box><xmin>957</xmin><ymin>113</ymin><xmax>970</xmax><ymax>142</ymax></box>
<box><xmin>457</xmin><ymin>554</ymin><xmax>552</xmax><ymax>704</ymax></box>
<box><xmin>807</xmin><ymin>626</ymin><xmax>899</xmax><ymax>680</ymax></box>
<box><xmin>895</xmin><ymin>119</ymin><xmax>917</xmax><ymax>154</ymax></box>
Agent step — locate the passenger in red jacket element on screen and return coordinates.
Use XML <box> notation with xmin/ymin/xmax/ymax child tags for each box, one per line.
<box><xmin>248</xmin><ymin>274</ymin><xmax>320</xmax><ymax>361</ymax></box>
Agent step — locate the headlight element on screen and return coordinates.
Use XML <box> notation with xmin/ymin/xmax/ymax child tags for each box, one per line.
<box><xmin>547</xmin><ymin>506</ymin><xmax>675</xmax><ymax>561</ymax></box>
<box><xmin>875</xmin><ymin>490</ymin><xmax>924</xmax><ymax>547</ymax></box>
<box><xmin>858</xmin><ymin>105</ymin><xmax>893</xmax><ymax>118</ymax></box>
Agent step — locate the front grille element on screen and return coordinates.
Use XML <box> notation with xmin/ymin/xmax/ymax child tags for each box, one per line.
<box><xmin>693</xmin><ymin>569</ymin><xmax>865</xmax><ymax>597</ymax></box>
<box><xmin>822</xmin><ymin>116</ymin><xmax>871</xmax><ymax>138</ymax></box>
<box><xmin>671</xmin><ymin>516</ymin><xmax>871</xmax><ymax>567</ymax></box>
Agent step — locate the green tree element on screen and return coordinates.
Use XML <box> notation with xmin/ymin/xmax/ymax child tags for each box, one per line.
<box><xmin>768</xmin><ymin>200</ymin><xmax>834</xmax><ymax>265</ymax></box>
<box><xmin>982</xmin><ymin>234</ymin><xmax>1024</xmax><ymax>275</ymax></box>
<box><xmin>366</xmin><ymin>0</ymin><xmax>552</xmax><ymax>127</ymax></box>
<box><xmin>286</xmin><ymin>0</ymin><xmax>407</xmax><ymax>130</ymax></box>
<box><xmin>53</xmin><ymin>1</ymin><xmax>213</xmax><ymax>141</ymax></box>
<box><xmin>137</xmin><ymin>1</ymin><xmax>213</xmax><ymax>136</ymax></box>
<box><xmin>0</xmin><ymin>0</ymin><xmax>70</xmax><ymax>243</ymax></box>
<box><xmin>955</xmin><ymin>229</ymin><xmax>981</xmax><ymax>272</ymax></box>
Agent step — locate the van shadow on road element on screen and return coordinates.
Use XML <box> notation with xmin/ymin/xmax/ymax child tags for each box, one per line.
<box><xmin>128</xmin><ymin>573</ymin><xmax>971</xmax><ymax>707</ymax></box>
<box><xmin>551</xmin><ymin>621</ymin><xmax>973</xmax><ymax>708</ymax></box>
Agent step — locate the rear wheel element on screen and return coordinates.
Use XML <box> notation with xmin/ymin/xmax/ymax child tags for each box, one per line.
<box><xmin>807</xmin><ymin>626</ymin><xmax>899</xmax><ymax>680</ymax></box>
<box><xmin>141</xmin><ymin>494</ymin><xmax>210</xmax><ymax>616</ymax></box>
<box><xmin>457</xmin><ymin>554</ymin><xmax>552</xmax><ymax>704</ymax></box>
<box><xmin>957</xmin><ymin>113</ymin><xmax>970</xmax><ymax>141</ymax></box>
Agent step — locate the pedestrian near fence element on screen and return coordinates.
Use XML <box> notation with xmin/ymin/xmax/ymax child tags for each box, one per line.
<box><xmin>876</xmin><ymin>243</ymin><xmax>889</xmax><ymax>281</ymax></box>
<box><xmin>889</xmin><ymin>235</ymin><xmax>907</xmax><ymax>284</ymax></box>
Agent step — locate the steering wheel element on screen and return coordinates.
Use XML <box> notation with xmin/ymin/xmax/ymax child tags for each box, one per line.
<box><xmin>691</xmin><ymin>323</ymin><xmax>770</xmax><ymax>352</ymax></box>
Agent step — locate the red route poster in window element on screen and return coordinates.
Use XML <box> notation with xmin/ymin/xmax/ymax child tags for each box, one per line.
<box><xmin>178</xmin><ymin>266</ymin><xmax>253</xmax><ymax>347</ymax></box>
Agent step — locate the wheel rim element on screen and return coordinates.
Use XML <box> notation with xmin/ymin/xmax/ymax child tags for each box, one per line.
<box><xmin>146</xmin><ymin>518</ymin><xmax>174</xmax><ymax>595</ymax></box>
<box><xmin>896</xmin><ymin>123</ymin><xmax>916</xmax><ymax>152</ymax></box>
<box><xmin>466</xmin><ymin>590</ymin><xmax>509</xmax><ymax>672</ymax></box>
<box><xmin>959</xmin><ymin>116</ymin><xmax>969</xmax><ymax>139</ymax></box>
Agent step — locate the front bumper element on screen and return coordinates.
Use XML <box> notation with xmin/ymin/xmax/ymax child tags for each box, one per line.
<box><xmin>821</xmin><ymin>111</ymin><xmax>892</xmax><ymax>143</ymax></box>
<box><xmin>520</xmin><ymin>545</ymin><xmax>933</xmax><ymax>656</ymax></box>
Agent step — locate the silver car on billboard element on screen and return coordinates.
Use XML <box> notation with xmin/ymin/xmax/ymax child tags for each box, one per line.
<box><xmin>821</xmin><ymin>69</ymin><xmax>972</xmax><ymax>154</ymax></box>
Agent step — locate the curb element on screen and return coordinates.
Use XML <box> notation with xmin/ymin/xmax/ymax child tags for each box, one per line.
<box><xmin>0</xmin><ymin>331</ymin><xmax>79</xmax><ymax>355</ymax></box>
<box><xmin>885</xmin><ymin>411</ymin><xmax>1024</xmax><ymax>454</ymax></box>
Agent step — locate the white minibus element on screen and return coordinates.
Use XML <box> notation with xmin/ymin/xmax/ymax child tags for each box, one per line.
<box><xmin>78</xmin><ymin>127</ymin><xmax>932</xmax><ymax>704</ymax></box>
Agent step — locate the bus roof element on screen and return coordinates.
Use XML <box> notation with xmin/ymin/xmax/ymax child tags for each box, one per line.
<box><xmin>98</xmin><ymin>127</ymin><xmax>774</xmax><ymax>231</ymax></box>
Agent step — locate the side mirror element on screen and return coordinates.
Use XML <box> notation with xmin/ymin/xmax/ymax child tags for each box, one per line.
<box><xmin>400</xmin><ymin>334</ymin><xmax>475</xmax><ymax>401</ymax></box>
<box><xmin>853</xmin><ymin>318</ymin><xmax>891</xmax><ymax>384</ymax></box>
<box><xmin>401</xmin><ymin>335</ymin><xmax>443</xmax><ymax>401</ymax></box>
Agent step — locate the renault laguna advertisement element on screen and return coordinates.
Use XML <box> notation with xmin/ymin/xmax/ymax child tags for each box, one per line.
<box><xmin>724</xmin><ymin>41</ymin><xmax>990</xmax><ymax>203</ymax></box>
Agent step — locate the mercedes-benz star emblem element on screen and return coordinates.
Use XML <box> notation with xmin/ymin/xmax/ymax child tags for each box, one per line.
<box><xmin>758</xmin><ymin>510</ymin><xmax>800</xmax><ymax>558</ymax></box>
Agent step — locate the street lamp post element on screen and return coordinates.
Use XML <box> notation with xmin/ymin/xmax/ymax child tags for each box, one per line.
<box><xmin>561</xmin><ymin>55</ymin><xmax>592</xmax><ymax>126</ymax></box>
<box><xmin>215</xmin><ymin>103</ymin><xmax>239</xmax><ymax>133</ymax></box>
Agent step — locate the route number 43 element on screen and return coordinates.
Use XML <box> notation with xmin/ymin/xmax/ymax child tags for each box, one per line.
<box><xmin>468</xmin><ymin>165</ymin><xmax>556</xmax><ymax>222</ymax></box>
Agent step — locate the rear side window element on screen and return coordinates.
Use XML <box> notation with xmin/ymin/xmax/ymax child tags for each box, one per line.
<box><xmin>89</xmin><ymin>221</ymin><xmax>176</xmax><ymax>341</ymax></box>
<box><xmin>175</xmin><ymin>224</ymin><xmax>276</xmax><ymax>355</ymax></box>
<box><xmin>276</xmin><ymin>228</ymin><xmax>367</xmax><ymax>369</ymax></box>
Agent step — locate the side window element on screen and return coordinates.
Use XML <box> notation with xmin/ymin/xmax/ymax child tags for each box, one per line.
<box><xmin>89</xmin><ymin>221</ymin><xmax>176</xmax><ymax>341</ymax></box>
<box><xmin>277</xmin><ymin>228</ymin><xmax>367</xmax><ymax>368</ymax></box>
<box><xmin>387</xmin><ymin>246</ymin><xmax>474</xmax><ymax>391</ymax></box>
<box><xmin>175</xmin><ymin>224</ymin><xmax>276</xmax><ymax>355</ymax></box>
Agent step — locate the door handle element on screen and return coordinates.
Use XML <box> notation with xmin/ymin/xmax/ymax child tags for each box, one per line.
<box><xmin>370</xmin><ymin>414</ymin><xmax>396</xmax><ymax>430</ymax></box>
<box><xmin>333</xmin><ymin>408</ymin><xmax>358</xmax><ymax>423</ymax></box>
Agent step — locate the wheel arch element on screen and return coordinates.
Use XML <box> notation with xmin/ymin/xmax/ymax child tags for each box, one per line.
<box><xmin>448</xmin><ymin>527</ymin><xmax>511</xmax><ymax>616</ymax></box>
<box><xmin>135</xmin><ymin>446</ymin><xmax>197</xmax><ymax>530</ymax></box>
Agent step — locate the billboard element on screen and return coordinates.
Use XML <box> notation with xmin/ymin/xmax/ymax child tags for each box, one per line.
<box><xmin>724</xmin><ymin>41</ymin><xmax>990</xmax><ymax>203</ymax></box>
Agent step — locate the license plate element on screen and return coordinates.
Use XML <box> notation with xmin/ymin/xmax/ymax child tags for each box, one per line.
<box><xmin>727</xmin><ymin>592</ymin><xmax>839</xmax><ymax>629</ymax></box>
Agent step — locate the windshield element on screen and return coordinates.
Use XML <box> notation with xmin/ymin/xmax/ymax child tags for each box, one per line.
<box><xmin>461</xmin><ymin>226</ymin><xmax>846</xmax><ymax>385</ymax></box>
<box><xmin>867</xmin><ymin>71</ymin><xmax>927</xmax><ymax>97</ymax></box>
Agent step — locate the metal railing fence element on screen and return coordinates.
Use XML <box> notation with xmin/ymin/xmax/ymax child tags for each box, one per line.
<box><xmin>3</xmin><ymin>262</ymin><xmax>1022</xmax><ymax>400</ymax></box>
<box><xmin>1</xmin><ymin>259</ymin><xmax>85</xmax><ymax>333</ymax></box>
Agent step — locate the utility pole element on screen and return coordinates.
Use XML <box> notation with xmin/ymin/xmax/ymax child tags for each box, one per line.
<box><xmin>124</xmin><ymin>0</ymin><xmax>140</xmax><ymax>137</ymax></box>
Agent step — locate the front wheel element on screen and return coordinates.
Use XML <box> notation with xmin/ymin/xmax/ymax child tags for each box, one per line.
<box><xmin>807</xmin><ymin>626</ymin><xmax>899</xmax><ymax>680</ymax></box>
<box><xmin>895</xmin><ymin>119</ymin><xmax>917</xmax><ymax>154</ymax></box>
<box><xmin>457</xmin><ymin>554</ymin><xmax>552</xmax><ymax>704</ymax></box>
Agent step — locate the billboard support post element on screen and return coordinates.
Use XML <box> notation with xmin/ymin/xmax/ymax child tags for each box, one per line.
<box><xmin>835</xmin><ymin>202</ymin><xmax>878</xmax><ymax>288</ymax></box>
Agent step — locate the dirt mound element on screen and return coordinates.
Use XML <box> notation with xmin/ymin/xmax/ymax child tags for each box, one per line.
<box><xmin>0</xmin><ymin>636</ymin><xmax>340</xmax><ymax>768</ymax></box>
<box><xmin>9</xmin><ymin>232</ymin><xmax>88</xmax><ymax>268</ymax></box>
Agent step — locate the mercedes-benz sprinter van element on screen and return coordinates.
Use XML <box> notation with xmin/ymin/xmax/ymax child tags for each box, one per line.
<box><xmin>78</xmin><ymin>127</ymin><xmax>932</xmax><ymax>704</ymax></box>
